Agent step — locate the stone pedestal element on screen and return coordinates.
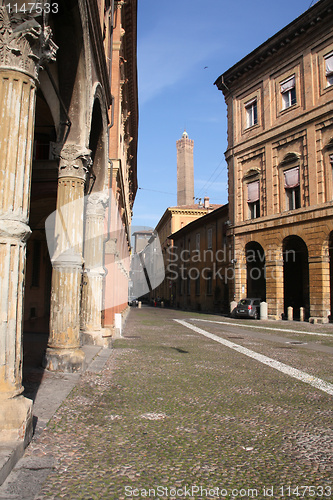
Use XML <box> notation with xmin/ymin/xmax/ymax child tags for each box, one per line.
<box><xmin>0</xmin><ymin>6</ymin><xmax>56</xmax><ymax>442</ymax></box>
<box><xmin>44</xmin><ymin>146</ymin><xmax>91</xmax><ymax>372</ymax></box>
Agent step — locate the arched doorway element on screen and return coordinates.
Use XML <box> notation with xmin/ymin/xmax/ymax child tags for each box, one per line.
<box><xmin>283</xmin><ymin>235</ymin><xmax>309</xmax><ymax>319</ymax></box>
<box><xmin>245</xmin><ymin>242</ymin><xmax>266</xmax><ymax>300</ymax></box>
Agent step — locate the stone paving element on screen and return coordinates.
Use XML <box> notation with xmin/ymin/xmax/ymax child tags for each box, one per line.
<box><xmin>2</xmin><ymin>307</ymin><xmax>333</xmax><ymax>499</ymax></box>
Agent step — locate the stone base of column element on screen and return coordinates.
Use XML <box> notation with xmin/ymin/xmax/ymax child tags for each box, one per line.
<box><xmin>81</xmin><ymin>329</ymin><xmax>113</xmax><ymax>348</ymax></box>
<box><xmin>0</xmin><ymin>395</ymin><xmax>33</xmax><ymax>446</ymax></box>
<box><xmin>309</xmin><ymin>316</ymin><xmax>329</xmax><ymax>324</ymax></box>
<box><xmin>43</xmin><ymin>348</ymin><xmax>86</xmax><ymax>372</ymax></box>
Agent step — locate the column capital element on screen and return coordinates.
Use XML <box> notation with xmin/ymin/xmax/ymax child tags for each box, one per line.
<box><xmin>0</xmin><ymin>219</ymin><xmax>31</xmax><ymax>241</ymax></box>
<box><xmin>86</xmin><ymin>192</ymin><xmax>109</xmax><ymax>217</ymax></box>
<box><xmin>0</xmin><ymin>7</ymin><xmax>57</xmax><ymax>80</ymax></box>
<box><xmin>58</xmin><ymin>145</ymin><xmax>92</xmax><ymax>181</ymax></box>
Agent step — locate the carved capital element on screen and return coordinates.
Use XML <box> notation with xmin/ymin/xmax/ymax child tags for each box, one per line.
<box><xmin>86</xmin><ymin>192</ymin><xmax>109</xmax><ymax>217</ymax></box>
<box><xmin>0</xmin><ymin>218</ymin><xmax>31</xmax><ymax>241</ymax></box>
<box><xmin>0</xmin><ymin>7</ymin><xmax>57</xmax><ymax>79</ymax></box>
<box><xmin>58</xmin><ymin>145</ymin><xmax>92</xmax><ymax>181</ymax></box>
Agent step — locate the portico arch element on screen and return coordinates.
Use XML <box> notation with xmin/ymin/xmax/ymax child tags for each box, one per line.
<box><xmin>283</xmin><ymin>235</ymin><xmax>309</xmax><ymax>319</ymax></box>
<box><xmin>245</xmin><ymin>241</ymin><xmax>266</xmax><ymax>300</ymax></box>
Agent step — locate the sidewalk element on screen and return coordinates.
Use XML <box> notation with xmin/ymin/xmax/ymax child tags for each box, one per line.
<box><xmin>0</xmin><ymin>342</ymin><xmax>112</xmax><ymax>492</ymax></box>
<box><xmin>0</xmin><ymin>307</ymin><xmax>332</xmax><ymax>499</ymax></box>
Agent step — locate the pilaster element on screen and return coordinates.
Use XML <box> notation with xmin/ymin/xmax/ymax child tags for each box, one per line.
<box><xmin>265</xmin><ymin>258</ymin><xmax>284</xmax><ymax>320</ymax></box>
<box><xmin>308</xmin><ymin>255</ymin><xmax>330</xmax><ymax>323</ymax></box>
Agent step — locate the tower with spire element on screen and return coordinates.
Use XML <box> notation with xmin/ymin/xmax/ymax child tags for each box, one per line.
<box><xmin>176</xmin><ymin>130</ymin><xmax>194</xmax><ymax>206</ymax></box>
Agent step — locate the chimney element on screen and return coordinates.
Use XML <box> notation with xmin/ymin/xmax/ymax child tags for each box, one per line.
<box><xmin>204</xmin><ymin>196</ymin><xmax>209</xmax><ymax>209</ymax></box>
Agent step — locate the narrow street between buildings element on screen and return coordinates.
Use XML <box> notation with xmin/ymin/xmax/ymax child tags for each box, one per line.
<box><xmin>1</xmin><ymin>307</ymin><xmax>332</xmax><ymax>500</ymax></box>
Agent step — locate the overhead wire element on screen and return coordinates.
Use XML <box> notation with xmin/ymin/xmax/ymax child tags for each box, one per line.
<box><xmin>195</xmin><ymin>157</ymin><xmax>227</xmax><ymax>199</ymax></box>
<box><xmin>138</xmin><ymin>187</ymin><xmax>176</xmax><ymax>196</ymax></box>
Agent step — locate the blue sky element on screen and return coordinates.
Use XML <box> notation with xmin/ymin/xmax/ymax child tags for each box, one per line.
<box><xmin>132</xmin><ymin>0</ymin><xmax>316</xmax><ymax>230</ymax></box>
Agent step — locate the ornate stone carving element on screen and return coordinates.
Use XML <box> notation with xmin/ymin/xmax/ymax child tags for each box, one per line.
<box><xmin>0</xmin><ymin>7</ymin><xmax>57</xmax><ymax>79</ymax></box>
<box><xmin>85</xmin><ymin>192</ymin><xmax>109</xmax><ymax>217</ymax></box>
<box><xmin>0</xmin><ymin>219</ymin><xmax>31</xmax><ymax>241</ymax></box>
<box><xmin>58</xmin><ymin>145</ymin><xmax>92</xmax><ymax>181</ymax></box>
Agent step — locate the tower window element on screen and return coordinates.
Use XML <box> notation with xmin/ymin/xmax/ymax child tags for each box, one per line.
<box><xmin>280</xmin><ymin>76</ymin><xmax>296</xmax><ymax>109</ymax></box>
<box><xmin>245</xmin><ymin>98</ymin><xmax>257</xmax><ymax>128</ymax></box>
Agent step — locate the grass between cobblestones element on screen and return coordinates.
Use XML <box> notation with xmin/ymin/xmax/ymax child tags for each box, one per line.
<box><xmin>32</xmin><ymin>308</ymin><xmax>332</xmax><ymax>500</ymax></box>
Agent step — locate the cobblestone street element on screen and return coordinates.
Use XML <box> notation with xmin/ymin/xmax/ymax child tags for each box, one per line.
<box><xmin>1</xmin><ymin>307</ymin><xmax>333</xmax><ymax>500</ymax></box>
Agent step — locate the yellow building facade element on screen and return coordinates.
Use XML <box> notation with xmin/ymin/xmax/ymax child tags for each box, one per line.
<box><xmin>170</xmin><ymin>205</ymin><xmax>230</xmax><ymax>313</ymax></box>
<box><xmin>154</xmin><ymin>201</ymin><xmax>221</xmax><ymax>305</ymax></box>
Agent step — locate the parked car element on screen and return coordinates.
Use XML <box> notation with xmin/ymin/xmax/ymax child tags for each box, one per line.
<box><xmin>128</xmin><ymin>297</ymin><xmax>139</xmax><ymax>307</ymax></box>
<box><xmin>235</xmin><ymin>298</ymin><xmax>261</xmax><ymax>319</ymax></box>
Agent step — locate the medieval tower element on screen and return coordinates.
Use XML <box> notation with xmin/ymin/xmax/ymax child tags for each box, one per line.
<box><xmin>176</xmin><ymin>130</ymin><xmax>194</xmax><ymax>206</ymax></box>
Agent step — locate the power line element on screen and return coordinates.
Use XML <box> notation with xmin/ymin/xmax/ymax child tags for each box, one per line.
<box><xmin>138</xmin><ymin>187</ymin><xmax>176</xmax><ymax>196</ymax></box>
<box><xmin>196</xmin><ymin>157</ymin><xmax>226</xmax><ymax>198</ymax></box>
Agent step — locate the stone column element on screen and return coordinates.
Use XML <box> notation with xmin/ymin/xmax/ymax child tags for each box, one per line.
<box><xmin>309</xmin><ymin>255</ymin><xmax>330</xmax><ymax>324</ymax></box>
<box><xmin>265</xmin><ymin>250</ymin><xmax>284</xmax><ymax>320</ymax></box>
<box><xmin>44</xmin><ymin>146</ymin><xmax>91</xmax><ymax>372</ymax></box>
<box><xmin>80</xmin><ymin>192</ymin><xmax>112</xmax><ymax>346</ymax></box>
<box><xmin>0</xmin><ymin>7</ymin><xmax>56</xmax><ymax>442</ymax></box>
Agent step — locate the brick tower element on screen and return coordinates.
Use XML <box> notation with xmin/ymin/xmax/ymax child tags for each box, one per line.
<box><xmin>176</xmin><ymin>130</ymin><xmax>194</xmax><ymax>206</ymax></box>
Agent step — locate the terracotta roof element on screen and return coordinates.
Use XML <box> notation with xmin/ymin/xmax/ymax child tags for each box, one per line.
<box><xmin>168</xmin><ymin>204</ymin><xmax>222</xmax><ymax>210</ymax></box>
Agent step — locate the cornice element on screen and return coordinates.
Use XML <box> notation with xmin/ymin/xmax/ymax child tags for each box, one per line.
<box><xmin>86</xmin><ymin>0</ymin><xmax>112</xmax><ymax>108</ymax></box>
<box><xmin>215</xmin><ymin>0</ymin><xmax>333</xmax><ymax>93</ymax></box>
<box><xmin>123</xmin><ymin>0</ymin><xmax>138</xmax><ymax>197</ymax></box>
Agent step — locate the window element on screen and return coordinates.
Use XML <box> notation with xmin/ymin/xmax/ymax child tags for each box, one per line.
<box><xmin>245</xmin><ymin>98</ymin><xmax>257</xmax><ymax>128</ymax></box>
<box><xmin>325</xmin><ymin>52</ymin><xmax>333</xmax><ymax>87</ymax></box>
<box><xmin>179</xmin><ymin>276</ymin><xmax>183</xmax><ymax>296</ymax></box>
<box><xmin>196</xmin><ymin>233</ymin><xmax>200</xmax><ymax>251</ymax></box>
<box><xmin>206</xmin><ymin>272</ymin><xmax>213</xmax><ymax>295</ymax></box>
<box><xmin>330</xmin><ymin>154</ymin><xmax>333</xmax><ymax>197</ymax></box>
<box><xmin>247</xmin><ymin>180</ymin><xmax>260</xmax><ymax>219</ymax></box>
<box><xmin>31</xmin><ymin>240</ymin><xmax>41</xmax><ymax>287</ymax></box>
<box><xmin>195</xmin><ymin>276</ymin><xmax>200</xmax><ymax>296</ymax></box>
<box><xmin>187</xmin><ymin>274</ymin><xmax>191</xmax><ymax>295</ymax></box>
<box><xmin>280</xmin><ymin>75</ymin><xmax>296</xmax><ymax>109</ymax></box>
<box><xmin>284</xmin><ymin>167</ymin><xmax>300</xmax><ymax>210</ymax></box>
<box><xmin>207</xmin><ymin>228</ymin><xmax>213</xmax><ymax>249</ymax></box>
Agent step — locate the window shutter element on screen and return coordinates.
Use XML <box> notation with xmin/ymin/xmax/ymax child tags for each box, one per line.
<box><xmin>281</xmin><ymin>76</ymin><xmax>295</xmax><ymax>93</ymax></box>
<box><xmin>325</xmin><ymin>53</ymin><xmax>333</xmax><ymax>75</ymax></box>
<box><xmin>284</xmin><ymin>167</ymin><xmax>300</xmax><ymax>188</ymax></box>
<box><xmin>247</xmin><ymin>180</ymin><xmax>260</xmax><ymax>202</ymax></box>
<box><xmin>245</xmin><ymin>97</ymin><xmax>257</xmax><ymax>108</ymax></box>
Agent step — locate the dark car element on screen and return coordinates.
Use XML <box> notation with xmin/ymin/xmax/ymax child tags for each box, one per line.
<box><xmin>128</xmin><ymin>297</ymin><xmax>139</xmax><ymax>307</ymax></box>
<box><xmin>235</xmin><ymin>298</ymin><xmax>261</xmax><ymax>319</ymax></box>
